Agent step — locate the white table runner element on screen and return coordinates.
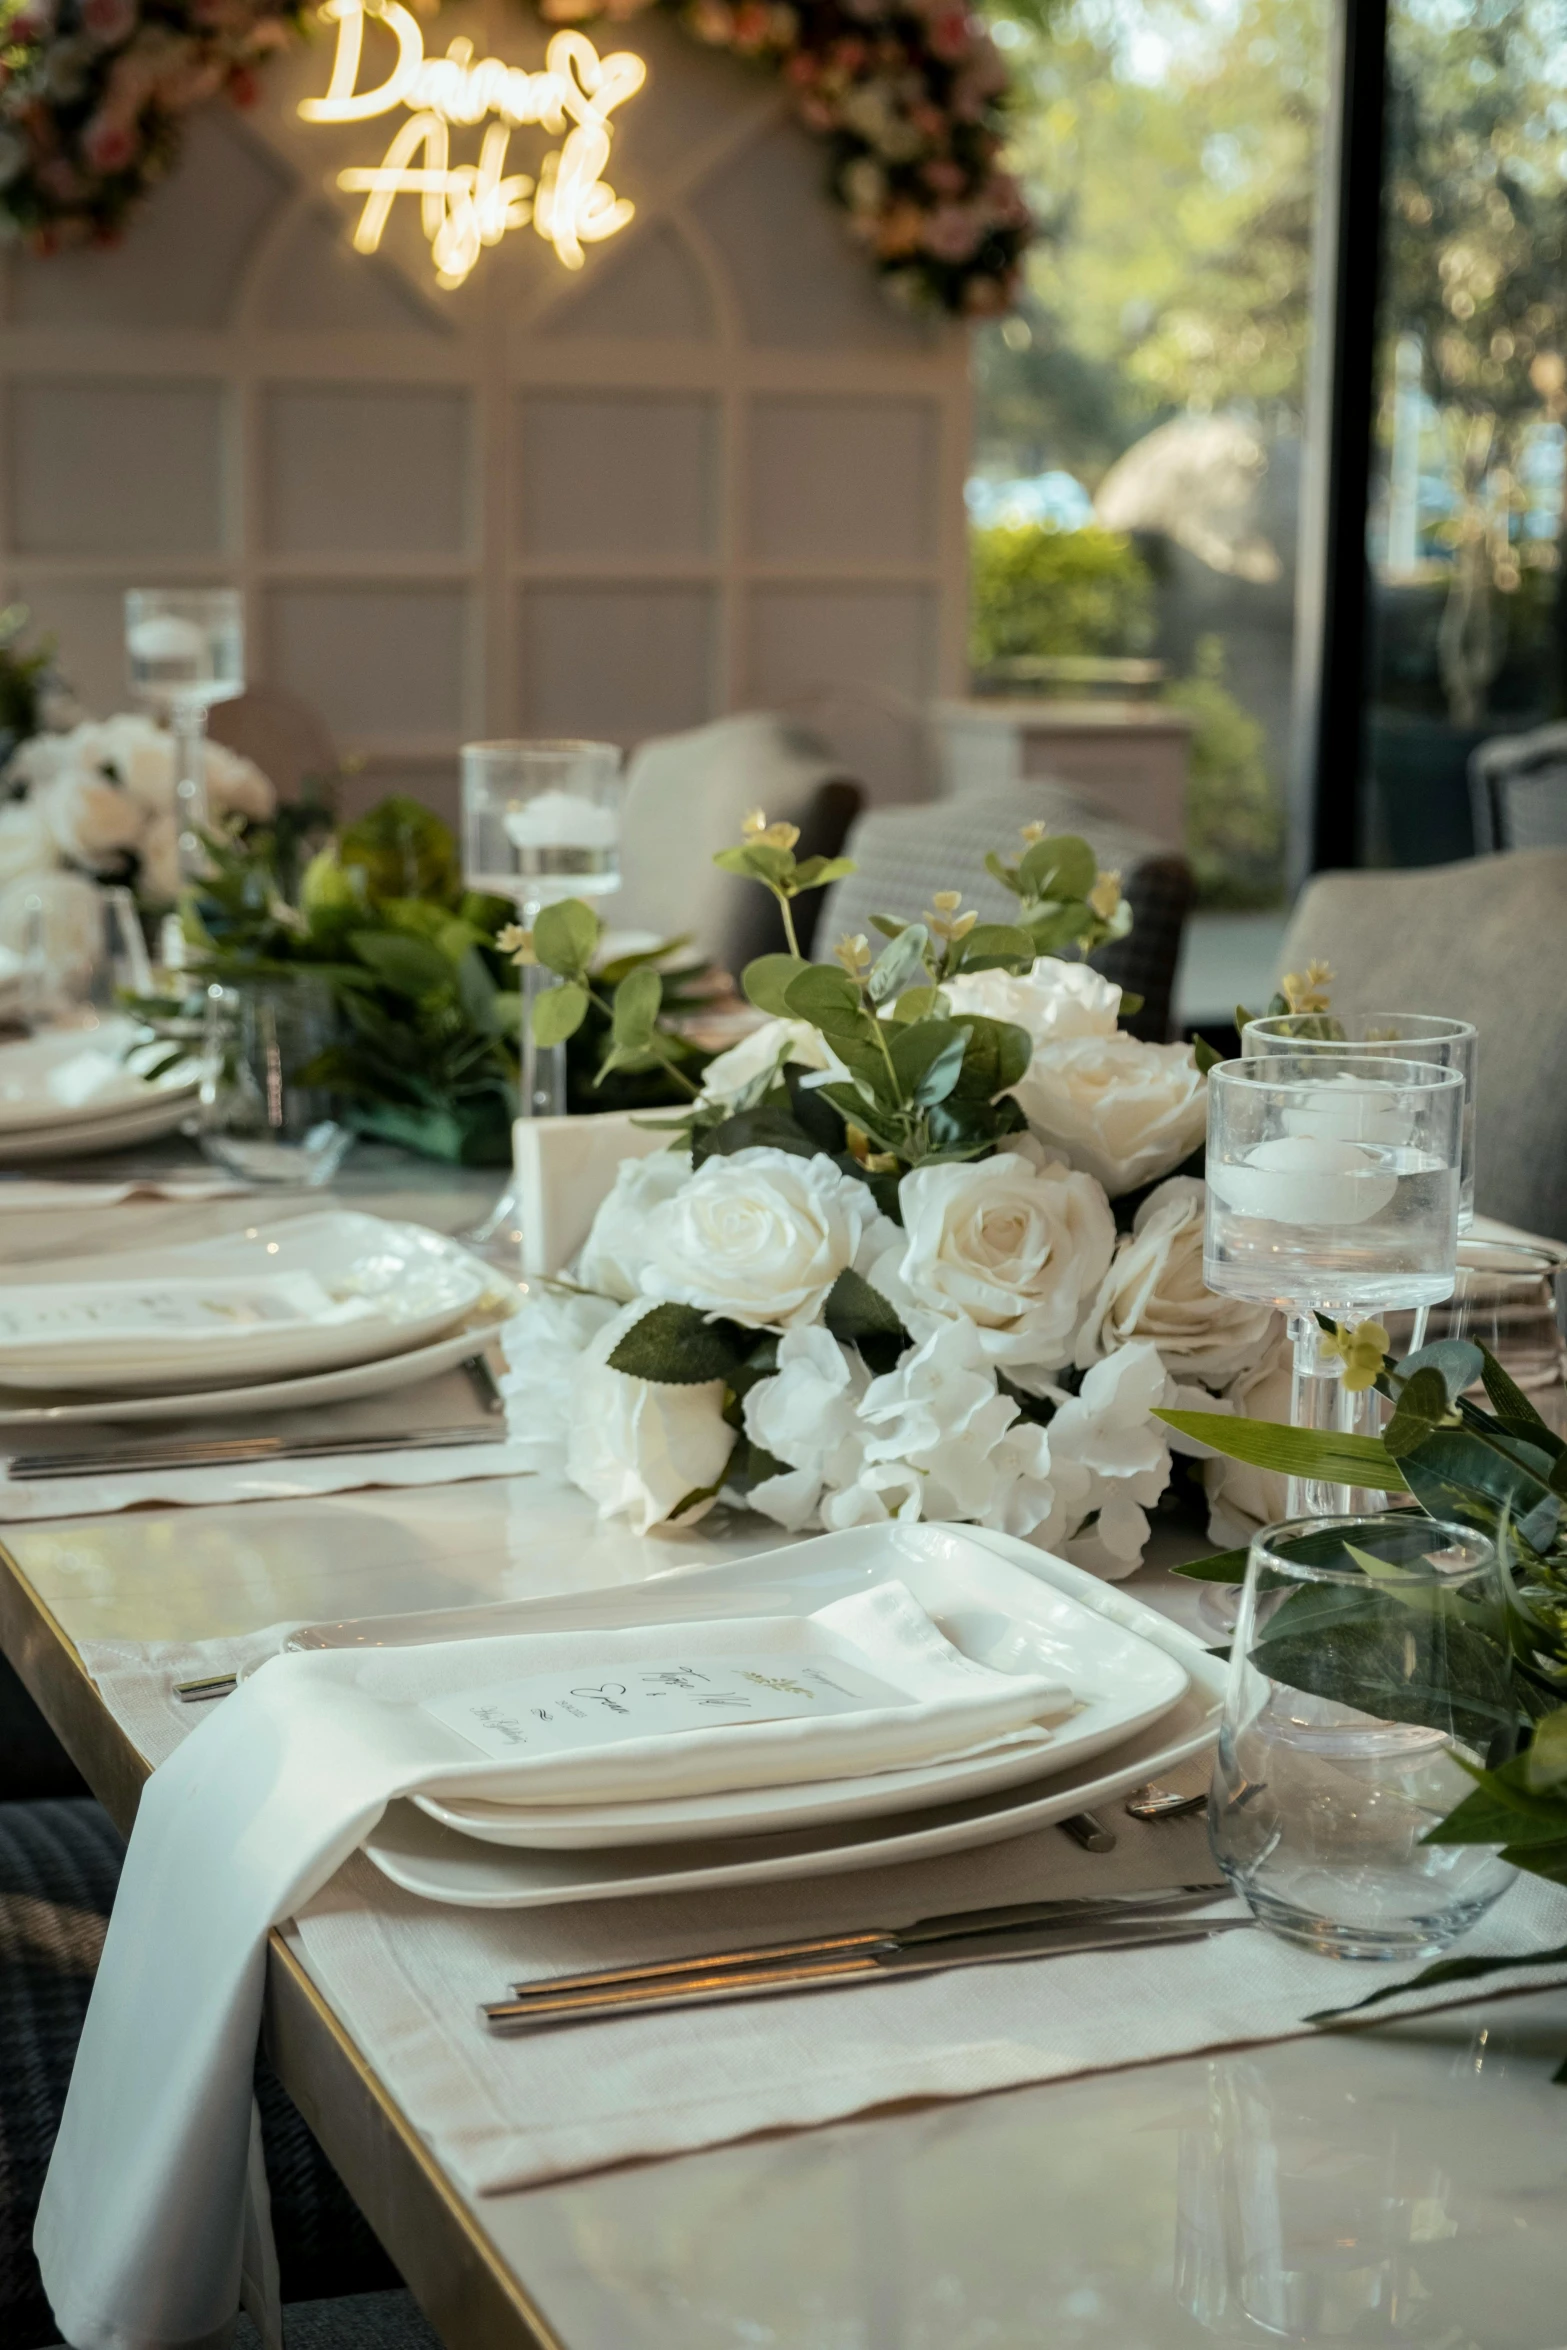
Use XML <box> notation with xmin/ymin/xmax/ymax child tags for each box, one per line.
<box><xmin>76</xmin><ymin>1620</ymin><xmax>1567</xmax><ymax>2215</ymax></box>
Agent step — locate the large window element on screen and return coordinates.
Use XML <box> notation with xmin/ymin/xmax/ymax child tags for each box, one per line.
<box><xmin>969</xmin><ymin>0</ymin><xmax>1330</xmax><ymax>906</ymax></box>
<box><xmin>1364</xmin><ymin>0</ymin><xmax>1567</xmax><ymax>863</ymax></box>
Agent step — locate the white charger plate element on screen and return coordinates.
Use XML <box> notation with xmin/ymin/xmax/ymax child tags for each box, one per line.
<box><xmin>0</xmin><ymin>1090</ymin><xmax>198</xmax><ymax>1163</ymax></box>
<box><xmin>0</xmin><ymin>1021</ymin><xmax>196</xmax><ymax>1135</ymax></box>
<box><xmin>0</xmin><ymin>1211</ymin><xmax>491</xmax><ymax>1391</ymax></box>
<box><xmin>277</xmin><ymin>1525</ymin><xmax>1223</xmax><ymax>1906</ymax></box>
<box><xmin>411</xmin><ymin>1568</ymin><xmax>1187</xmax><ymax>1849</ymax></box>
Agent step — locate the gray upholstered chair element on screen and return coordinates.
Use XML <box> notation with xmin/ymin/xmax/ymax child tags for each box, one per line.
<box><xmin>816</xmin><ymin>782</ymin><xmax>1195</xmax><ymax>1042</ymax></box>
<box><xmin>1470</xmin><ymin>722</ymin><xmax>1567</xmax><ymax>853</ymax></box>
<box><xmin>1274</xmin><ymin>848</ymin><xmax>1567</xmax><ymax>1241</ymax></box>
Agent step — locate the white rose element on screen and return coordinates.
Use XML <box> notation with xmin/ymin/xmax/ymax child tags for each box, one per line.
<box><xmin>204</xmin><ymin>740</ymin><xmax>276</xmax><ymax>822</ymax></box>
<box><xmin>1076</xmin><ymin>1176</ymin><xmax>1279</xmax><ymax>1386</ymax></box>
<box><xmin>574</xmin><ymin>1149</ymin><xmax>692</xmax><ymax>1303</ymax></box>
<box><xmin>138</xmin><ymin>813</ymin><xmax>181</xmax><ymax>904</ymax></box>
<box><xmin>698</xmin><ymin>1018</ymin><xmax>840</xmax><ymax>1109</ymax></box>
<box><xmin>885</xmin><ymin>1143</ymin><xmax>1115</xmax><ymax>1384</ymax></box>
<box><xmin>1203</xmin><ymin>1330</ymin><xmax>1293</xmax><ymax>1550</ymax></box>
<box><xmin>36</xmin><ymin>770</ymin><xmax>145</xmax><ymax>870</ymax></box>
<box><xmin>1047</xmin><ymin>1340</ymin><xmax>1174</xmax><ymax>1578</ymax></box>
<box><xmin>944</xmin><ymin>954</ymin><xmax>1121</xmax><ymax>1046</ymax></box>
<box><xmin>498</xmin><ymin>1286</ymin><xmax>620</xmax><ymax>1471</ymax></box>
<box><xmin>743</xmin><ymin>1324</ymin><xmax>868</xmax><ymax>1530</ymax></box>
<box><xmin>821</xmin><ymin>1318</ymin><xmax>1086</xmax><ymax>1542</ymax></box>
<box><xmin>1017</xmin><ymin>1034</ymin><xmax>1208</xmax><ymax>1198</ymax></box>
<box><xmin>565</xmin><ymin>1301</ymin><xmax>736</xmax><ymax>1534</ymax></box>
<box><xmin>0</xmin><ymin>800</ymin><xmax>59</xmax><ymax>886</ymax></box>
<box><xmin>87</xmin><ymin>715</ymin><xmax>176</xmax><ymax>813</ymax></box>
<box><xmin>642</xmin><ymin>1147</ymin><xmax>886</xmax><ymax>1330</ymax></box>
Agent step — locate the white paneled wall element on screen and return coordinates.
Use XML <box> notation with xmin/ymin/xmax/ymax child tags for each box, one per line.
<box><xmin>0</xmin><ymin>4</ymin><xmax>970</xmax><ymax>821</ymax></box>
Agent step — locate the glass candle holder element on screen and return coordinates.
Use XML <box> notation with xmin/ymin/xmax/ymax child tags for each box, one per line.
<box><xmin>198</xmin><ymin>975</ymin><xmax>350</xmax><ymax>1188</ymax></box>
<box><xmin>1384</xmin><ymin>1236</ymin><xmax>1567</xmax><ymax>1436</ymax></box>
<box><xmin>1211</xmin><ymin>1512</ymin><xmax>1515</xmax><ymax>1960</ymax></box>
<box><xmin>1243</xmin><ymin>1012</ymin><xmax>1478</xmax><ymax>1230</ymax></box>
<box><xmin>1205</xmin><ymin>1054</ymin><xmax>1463</xmax><ymax>1515</ymax></box>
<box><xmin>125</xmin><ymin>589</ymin><xmax>245</xmax><ymax>885</ymax></box>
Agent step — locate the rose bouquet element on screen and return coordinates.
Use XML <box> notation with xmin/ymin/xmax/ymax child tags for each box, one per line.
<box><xmin>500</xmin><ymin>816</ymin><xmax>1281</xmax><ymax>1569</ymax></box>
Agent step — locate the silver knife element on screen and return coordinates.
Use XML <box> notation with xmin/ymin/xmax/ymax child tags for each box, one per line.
<box><xmin>482</xmin><ymin>1900</ymin><xmax>1248</xmax><ymax>2031</ymax></box>
<box><xmin>10</xmin><ymin>1422</ymin><xmax>507</xmax><ymax>1479</ymax></box>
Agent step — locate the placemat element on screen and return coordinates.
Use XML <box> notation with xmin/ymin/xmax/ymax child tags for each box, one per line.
<box><xmin>76</xmin><ymin>1620</ymin><xmax>1567</xmax><ymax>2202</ymax></box>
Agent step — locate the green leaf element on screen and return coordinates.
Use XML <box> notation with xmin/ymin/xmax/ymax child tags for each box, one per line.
<box><xmin>692</xmin><ymin>1105</ymin><xmax>820</xmax><ymax>1165</ymax></box>
<box><xmin>349</xmin><ymin>929</ymin><xmax>451</xmax><ymax>995</ymax></box>
<box><xmin>611</xmin><ymin>965</ymin><xmax>662</xmax><ymax>1050</ymax></box>
<box><xmin>530</xmin><ymin>982</ymin><xmax>588</xmax><ymax>1046</ymax></box>
<box><xmin>891</xmin><ymin>985</ymin><xmax>941</xmax><ymax>1024</ymax></box>
<box><xmin>742</xmin><ymin>954</ymin><xmax>808</xmax><ymax>1016</ymax></box>
<box><xmin>823</xmin><ymin>1267</ymin><xmax>909</xmax><ymax>1375</ymax></box>
<box><xmin>791</xmin><ymin>855</ymin><xmax>855</xmax><ymax>891</ymax></box>
<box><xmin>1251</xmin><ymin>1584</ymin><xmax>1516</xmax><ymax>1751</ymax></box>
<box><xmin>783</xmin><ymin>965</ymin><xmax>864</xmax><ymax>1032</ymax></box>
<box><xmin>1397</xmin><ymin>1338</ymin><xmax>1483</xmax><ymax>1406</ymax></box>
<box><xmin>868</xmin><ymin>923</ymin><xmax>931</xmax><ymax>1005</ymax></box>
<box><xmin>1399</xmin><ymin>1425</ymin><xmax>1560</xmax><ymax>1558</ymax></box>
<box><xmin>1191</xmin><ymin>1034</ymin><xmax>1224</xmax><ymax>1076</ymax></box>
<box><xmin>869</xmin><ymin>915</ymin><xmax>907</xmax><ymax>940</ymax></box>
<box><xmin>1169</xmin><ymin>1548</ymin><xmax>1250</xmax><ymax>1584</ymax></box>
<box><xmin>911</xmin><ymin>1025</ymin><xmax>972</xmax><ymax>1109</ymax></box>
<box><xmin>889</xmin><ymin>1017</ymin><xmax>968</xmax><ymax>1103</ymax></box>
<box><xmin>1307</xmin><ymin>1938</ymin><xmax>1567</xmax><ymax>2026</ymax></box>
<box><xmin>949</xmin><ymin>922</ymin><xmax>1034</xmax><ymax>973</ymax></box>
<box><xmin>1382</xmin><ymin>1365</ymin><xmax>1457</xmax><ymax>1459</ymax></box>
<box><xmin>1024</xmin><ymin>905</ymin><xmax>1095</xmax><ymax>956</ymax></box>
<box><xmin>1479</xmin><ymin>1340</ymin><xmax>1555</xmax><ymax>1437</ymax></box>
<box><xmin>1154</xmin><ymin>1409</ymin><xmax>1408</xmax><ymax>1491</ymax></box>
<box><xmin>532</xmin><ymin>898</ymin><xmax>599</xmax><ymax>977</ymax></box>
<box><xmin>984</xmin><ymin>850</ymin><xmax>1022</xmax><ymax>897</ymax></box>
<box><xmin>1018</xmin><ymin>834</ymin><xmax>1097</xmax><ymax>903</ymax></box>
<box><xmin>712</xmin><ymin>841</ymin><xmax>794</xmax><ymax>886</ymax></box>
<box><xmin>949</xmin><ymin>1015</ymin><xmax>1034</xmax><ymax>1103</ymax></box>
<box><xmin>1527</xmin><ymin>1706</ymin><xmax>1567</xmax><ymax>1790</ymax></box>
<box><xmin>605</xmin><ymin>1303</ymin><xmax>745</xmax><ymax>1386</ymax></box>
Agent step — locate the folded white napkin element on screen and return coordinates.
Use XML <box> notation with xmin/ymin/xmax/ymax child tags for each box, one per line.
<box><xmin>36</xmin><ymin>1584</ymin><xmax>1070</xmax><ymax>2350</ymax></box>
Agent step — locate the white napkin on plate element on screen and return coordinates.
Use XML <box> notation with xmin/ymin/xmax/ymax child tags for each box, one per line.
<box><xmin>36</xmin><ymin>1584</ymin><xmax>1071</xmax><ymax>2350</ymax></box>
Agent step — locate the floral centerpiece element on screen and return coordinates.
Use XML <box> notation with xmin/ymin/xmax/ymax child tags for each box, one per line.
<box><xmin>499</xmin><ymin>815</ymin><xmax>1281</xmax><ymax>1566</ymax></box>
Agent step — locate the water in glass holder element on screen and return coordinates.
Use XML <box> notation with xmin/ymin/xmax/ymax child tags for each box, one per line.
<box><xmin>1204</xmin><ymin>1054</ymin><xmax>1464</xmax><ymax>1313</ymax></box>
<box><xmin>1211</xmin><ymin>1514</ymin><xmax>1516</xmax><ymax>1960</ymax></box>
<box><xmin>461</xmin><ymin>740</ymin><xmax>622</xmax><ymax>905</ymax></box>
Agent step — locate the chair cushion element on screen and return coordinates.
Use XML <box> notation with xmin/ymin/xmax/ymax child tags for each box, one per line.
<box><xmin>1274</xmin><ymin>849</ymin><xmax>1567</xmax><ymax>1240</ymax></box>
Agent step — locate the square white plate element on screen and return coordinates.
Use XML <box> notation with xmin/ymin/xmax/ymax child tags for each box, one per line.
<box><xmin>282</xmin><ymin>1524</ymin><xmax>1224</xmax><ymax>1906</ymax></box>
<box><xmin>0</xmin><ymin>1211</ymin><xmax>491</xmax><ymax>1390</ymax></box>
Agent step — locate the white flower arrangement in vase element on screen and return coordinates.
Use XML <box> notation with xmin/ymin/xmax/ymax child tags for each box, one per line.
<box><xmin>499</xmin><ymin>815</ymin><xmax>1281</xmax><ymax>1576</ymax></box>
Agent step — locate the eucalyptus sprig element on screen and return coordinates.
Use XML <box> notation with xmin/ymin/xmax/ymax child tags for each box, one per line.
<box><xmin>501</xmin><ymin>902</ymin><xmax>704</xmax><ymax>1099</ymax></box>
<box><xmin>710</xmin><ymin>807</ymin><xmax>856</xmax><ymax>959</ymax></box>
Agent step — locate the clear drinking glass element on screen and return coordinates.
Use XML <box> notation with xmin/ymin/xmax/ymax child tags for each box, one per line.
<box><xmin>1243</xmin><ymin>1012</ymin><xmax>1479</xmax><ymax>1230</ymax></box>
<box><xmin>9</xmin><ymin>881</ymin><xmax>153</xmax><ymax>1032</ymax></box>
<box><xmin>1211</xmin><ymin>1513</ymin><xmax>1515</xmax><ymax>1960</ymax></box>
<box><xmin>460</xmin><ymin>740</ymin><xmax>623</xmax><ymax>1259</ymax></box>
<box><xmin>198</xmin><ymin>976</ymin><xmax>350</xmax><ymax>1186</ymax></box>
<box><xmin>1385</xmin><ymin>1236</ymin><xmax>1567</xmax><ymax>1436</ymax></box>
<box><xmin>125</xmin><ymin>590</ymin><xmax>245</xmax><ymax>886</ymax></box>
<box><xmin>1205</xmin><ymin>1054</ymin><xmax>1463</xmax><ymax>1513</ymax></box>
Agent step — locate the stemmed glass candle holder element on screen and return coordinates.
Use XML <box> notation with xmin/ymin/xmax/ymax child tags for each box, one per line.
<box><xmin>1243</xmin><ymin>1013</ymin><xmax>1478</xmax><ymax>1231</ymax></box>
<box><xmin>1204</xmin><ymin>1055</ymin><xmax>1464</xmax><ymax>1513</ymax></box>
<box><xmin>460</xmin><ymin>739</ymin><xmax>623</xmax><ymax>1255</ymax></box>
<box><xmin>125</xmin><ymin>589</ymin><xmax>244</xmax><ymax>886</ymax></box>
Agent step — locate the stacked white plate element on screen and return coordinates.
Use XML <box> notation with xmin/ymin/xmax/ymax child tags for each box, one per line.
<box><xmin>0</xmin><ymin>1018</ymin><xmax>199</xmax><ymax>1161</ymax></box>
<box><xmin>0</xmin><ymin>1210</ymin><xmax>515</xmax><ymax>1415</ymax></box>
<box><xmin>283</xmin><ymin>1524</ymin><xmax>1226</xmax><ymax>1910</ymax></box>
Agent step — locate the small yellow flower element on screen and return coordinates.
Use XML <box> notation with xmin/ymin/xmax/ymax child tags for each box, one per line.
<box><xmin>496</xmin><ymin>922</ymin><xmax>536</xmax><ymax>966</ymax></box>
<box><xmin>930</xmin><ymin>889</ymin><xmax>962</xmax><ymax>914</ymax></box>
<box><xmin>923</xmin><ymin>891</ymin><xmax>976</xmax><ymax>942</ymax></box>
<box><xmin>1088</xmin><ymin>868</ymin><xmax>1123</xmax><ymax>923</ymax></box>
<box><xmin>1282</xmin><ymin>959</ymin><xmax>1334</xmax><ymax>1015</ymax></box>
<box><xmin>845</xmin><ymin>1122</ymin><xmax>898</xmax><ymax>1174</ymax></box>
<box><xmin>1321</xmin><ymin>1319</ymin><xmax>1389</xmax><ymax>1392</ymax></box>
<box><xmin>835</xmin><ymin>932</ymin><xmax>873</xmax><ymax>979</ymax></box>
<box><xmin>1020</xmin><ymin>820</ymin><xmax>1047</xmax><ymax>845</ymax></box>
<box><xmin>741</xmin><ymin>807</ymin><xmax>800</xmax><ymax>851</ymax></box>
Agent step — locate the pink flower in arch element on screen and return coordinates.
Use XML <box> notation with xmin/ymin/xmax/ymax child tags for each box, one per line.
<box><xmin>80</xmin><ymin>110</ymin><xmax>137</xmax><ymax>174</ymax></box>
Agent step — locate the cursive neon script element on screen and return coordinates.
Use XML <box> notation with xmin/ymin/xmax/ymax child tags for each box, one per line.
<box><xmin>299</xmin><ymin>0</ymin><xmax>646</xmax><ymax>287</ymax></box>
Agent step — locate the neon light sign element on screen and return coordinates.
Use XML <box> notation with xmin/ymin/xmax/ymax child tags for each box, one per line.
<box><xmin>300</xmin><ymin>0</ymin><xmax>646</xmax><ymax>288</ymax></box>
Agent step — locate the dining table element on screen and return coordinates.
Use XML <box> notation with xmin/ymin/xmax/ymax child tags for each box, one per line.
<box><xmin>2</xmin><ymin>1149</ymin><xmax>1566</xmax><ymax>2350</ymax></box>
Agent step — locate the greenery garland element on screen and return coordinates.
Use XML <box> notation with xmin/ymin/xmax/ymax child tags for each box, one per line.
<box><xmin>0</xmin><ymin>0</ymin><xmax>1028</xmax><ymax>313</ymax></box>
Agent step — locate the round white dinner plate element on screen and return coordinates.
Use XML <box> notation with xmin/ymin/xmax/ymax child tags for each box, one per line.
<box><xmin>412</xmin><ymin>1595</ymin><xmax>1187</xmax><ymax>1848</ymax></box>
<box><xmin>0</xmin><ymin>1210</ymin><xmax>493</xmax><ymax>1391</ymax></box>
<box><xmin>346</xmin><ymin>1527</ymin><xmax>1225</xmax><ymax>1907</ymax></box>
<box><xmin>0</xmin><ymin>1091</ymin><xmax>197</xmax><ymax>1163</ymax></box>
<box><xmin>0</xmin><ymin>1020</ymin><xmax>196</xmax><ymax>1135</ymax></box>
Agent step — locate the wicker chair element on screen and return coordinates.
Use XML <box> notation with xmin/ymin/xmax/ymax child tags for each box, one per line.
<box><xmin>816</xmin><ymin>782</ymin><xmax>1196</xmax><ymax>1042</ymax></box>
<box><xmin>0</xmin><ymin>1798</ymin><xmax>404</xmax><ymax>2349</ymax></box>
